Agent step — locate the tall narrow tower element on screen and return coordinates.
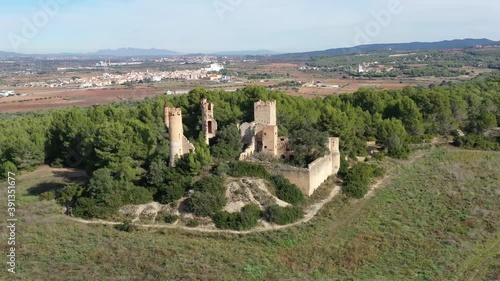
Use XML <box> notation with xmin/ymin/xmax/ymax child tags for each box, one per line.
<box><xmin>165</xmin><ymin>103</ymin><xmax>192</xmax><ymax>167</ymax></box>
<box><xmin>254</xmin><ymin>100</ymin><xmax>278</xmax><ymax>156</ymax></box>
<box><xmin>201</xmin><ymin>97</ymin><xmax>217</xmax><ymax>144</ymax></box>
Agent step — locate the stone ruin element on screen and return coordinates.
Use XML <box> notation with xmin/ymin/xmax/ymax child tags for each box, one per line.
<box><xmin>201</xmin><ymin>97</ymin><xmax>217</xmax><ymax>145</ymax></box>
<box><xmin>164</xmin><ymin>97</ymin><xmax>218</xmax><ymax>167</ymax></box>
<box><xmin>239</xmin><ymin>100</ymin><xmax>285</xmax><ymax>159</ymax></box>
<box><xmin>164</xmin><ymin>98</ymin><xmax>340</xmax><ymax>196</ymax></box>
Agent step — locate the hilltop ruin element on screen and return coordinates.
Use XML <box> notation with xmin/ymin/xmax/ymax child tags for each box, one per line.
<box><xmin>164</xmin><ymin>98</ymin><xmax>340</xmax><ymax>196</ymax></box>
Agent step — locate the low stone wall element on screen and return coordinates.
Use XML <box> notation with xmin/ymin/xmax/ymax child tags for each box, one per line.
<box><xmin>239</xmin><ymin>136</ymin><xmax>256</xmax><ymax>161</ymax></box>
<box><xmin>264</xmin><ymin>151</ymin><xmax>340</xmax><ymax>196</ymax></box>
<box><xmin>265</xmin><ymin>164</ymin><xmax>311</xmax><ymax>195</ymax></box>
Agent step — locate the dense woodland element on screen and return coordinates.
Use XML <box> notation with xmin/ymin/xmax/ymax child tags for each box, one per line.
<box><xmin>0</xmin><ymin>72</ymin><xmax>499</xmax><ymax>221</ymax></box>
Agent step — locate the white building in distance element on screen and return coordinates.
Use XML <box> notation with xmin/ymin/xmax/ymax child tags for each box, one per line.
<box><xmin>205</xmin><ymin>63</ymin><xmax>224</xmax><ymax>72</ymax></box>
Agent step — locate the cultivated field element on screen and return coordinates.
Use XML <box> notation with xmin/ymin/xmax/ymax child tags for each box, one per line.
<box><xmin>1</xmin><ymin>147</ymin><xmax>498</xmax><ymax>280</ymax></box>
<box><xmin>0</xmin><ymin>86</ymin><xmax>164</xmax><ymax>113</ymax></box>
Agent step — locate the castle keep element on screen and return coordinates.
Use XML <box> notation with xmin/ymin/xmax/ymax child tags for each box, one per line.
<box><xmin>239</xmin><ymin>100</ymin><xmax>288</xmax><ymax>159</ymax></box>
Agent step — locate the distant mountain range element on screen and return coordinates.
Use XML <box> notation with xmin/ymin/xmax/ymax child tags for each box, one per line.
<box><xmin>0</xmin><ymin>39</ymin><xmax>498</xmax><ymax>58</ymax></box>
<box><xmin>92</xmin><ymin>48</ymin><xmax>180</xmax><ymax>57</ymax></box>
<box><xmin>0</xmin><ymin>48</ymin><xmax>279</xmax><ymax>58</ymax></box>
<box><xmin>0</xmin><ymin>51</ymin><xmax>19</xmax><ymax>57</ymax></box>
<box><xmin>0</xmin><ymin>48</ymin><xmax>181</xmax><ymax>58</ymax></box>
<box><xmin>280</xmin><ymin>38</ymin><xmax>500</xmax><ymax>57</ymax></box>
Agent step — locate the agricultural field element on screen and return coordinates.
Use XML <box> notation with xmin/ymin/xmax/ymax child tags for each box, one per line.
<box><xmin>0</xmin><ymin>86</ymin><xmax>165</xmax><ymax>113</ymax></box>
<box><xmin>1</xmin><ymin>147</ymin><xmax>498</xmax><ymax>280</ymax></box>
<box><xmin>4</xmin><ymin>49</ymin><xmax>497</xmax><ymax>114</ymax></box>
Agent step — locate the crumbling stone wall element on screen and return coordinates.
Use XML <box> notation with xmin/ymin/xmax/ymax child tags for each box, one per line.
<box><xmin>265</xmin><ymin>138</ymin><xmax>340</xmax><ymax>196</ymax></box>
<box><xmin>201</xmin><ymin>97</ymin><xmax>217</xmax><ymax>144</ymax></box>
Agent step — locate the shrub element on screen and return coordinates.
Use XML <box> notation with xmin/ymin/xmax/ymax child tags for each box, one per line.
<box><xmin>271</xmin><ymin>175</ymin><xmax>304</xmax><ymax>205</ymax></box>
<box><xmin>239</xmin><ymin>204</ymin><xmax>261</xmax><ymax>229</ymax></box>
<box><xmin>227</xmin><ymin>162</ymin><xmax>271</xmax><ymax>179</ymax></box>
<box><xmin>212</xmin><ymin>211</ymin><xmax>239</xmax><ymax>230</ymax></box>
<box><xmin>213</xmin><ymin>162</ymin><xmax>230</xmax><ymax>176</ymax></box>
<box><xmin>373</xmin><ymin>152</ymin><xmax>385</xmax><ymax>161</ymax></box>
<box><xmin>338</xmin><ymin>156</ymin><xmax>349</xmax><ymax>178</ymax></box>
<box><xmin>39</xmin><ymin>191</ymin><xmax>55</xmax><ymax>201</ymax></box>
<box><xmin>162</xmin><ymin>214</ymin><xmax>179</xmax><ymax>224</ymax></box>
<box><xmin>454</xmin><ymin>135</ymin><xmax>500</xmax><ymax>151</ymax></box>
<box><xmin>186</xmin><ymin>219</ymin><xmax>200</xmax><ymax>228</ymax></box>
<box><xmin>56</xmin><ymin>184</ymin><xmax>83</xmax><ymax>205</ymax></box>
<box><xmin>0</xmin><ymin>161</ymin><xmax>17</xmax><ymax>179</ymax></box>
<box><xmin>115</xmin><ymin>220</ymin><xmax>137</xmax><ymax>232</ymax></box>
<box><xmin>186</xmin><ymin>192</ymin><xmax>227</xmax><ymax>217</ymax></box>
<box><xmin>73</xmin><ymin>197</ymin><xmax>120</xmax><ymax>219</ymax></box>
<box><xmin>192</xmin><ymin>176</ymin><xmax>225</xmax><ymax>194</ymax></box>
<box><xmin>123</xmin><ymin>186</ymin><xmax>153</xmax><ymax>205</ymax></box>
<box><xmin>212</xmin><ymin>204</ymin><xmax>261</xmax><ymax>230</ymax></box>
<box><xmin>155</xmin><ymin>183</ymin><xmax>185</xmax><ymax>205</ymax></box>
<box><xmin>264</xmin><ymin>205</ymin><xmax>303</xmax><ymax>225</ymax></box>
<box><xmin>344</xmin><ymin>180</ymin><xmax>368</xmax><ymax>199</ymax></box>
<box><xmin>343</xmin><ymin>163</ymin><xmax>384</xmax><ymax>199</ymax></box>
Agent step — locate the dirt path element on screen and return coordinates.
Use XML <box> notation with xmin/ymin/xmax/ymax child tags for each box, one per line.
<box><xmin>68</xmin><ymin>185</ymin><xmax>343</xmax><ymax>234</ymax></box>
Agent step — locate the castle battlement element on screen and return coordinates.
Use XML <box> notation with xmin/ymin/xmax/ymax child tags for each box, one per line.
<box><xmin>254</xmin><ymin>100</ymin><xmax>277</xmax><ymax>126</ymax></box>
<box><xmin>169</xmin><ymin>108</ymin><xmax>182</xmax><ymax>117</ymax></box>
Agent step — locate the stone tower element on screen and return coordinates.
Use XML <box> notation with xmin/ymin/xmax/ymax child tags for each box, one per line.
<box><xmin>200</xmin><ymin>97</ymin><xmax>217</xmax><ymax>145</ymax></box>
<box><xmin>254</xmin><ymin>100</ymin><xmax>277</xmax><ymax>126</ymax></box>
<box><xmin>165</xmin><ymin>103</ymin><xmax>195</xmax><ymax>167</ymax></box>
<box><xmin>254</xmin><ymin>100</ymin><xmax>278</xmax><ymax>156</ymax></box>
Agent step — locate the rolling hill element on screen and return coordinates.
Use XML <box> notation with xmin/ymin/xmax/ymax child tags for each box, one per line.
<box><xmin>280</xmin><ymin>38</ymin><xmax>500</xmax><ymax>57</ymax></box>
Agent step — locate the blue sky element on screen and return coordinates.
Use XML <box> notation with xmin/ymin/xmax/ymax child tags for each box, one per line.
<box><xmin>1</xmin><ymin>0</ymin><xmax>499</xmax><ymax>54</ymax></box>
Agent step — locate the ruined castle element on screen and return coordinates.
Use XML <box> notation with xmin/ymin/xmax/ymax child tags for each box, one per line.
<box><xmin>164</xmin><ymin>98</ymin><xmax>340</xmax><ymax>196</ymax></box>
<box><xmin>165</xmin><ymin>97</ymin><xmax>218</xmax><ymax>166</ymax></box>
<box><xmin>238</xmin><ymin>100</ymin><xmax>340</xmax><ymax>196</ymax></box>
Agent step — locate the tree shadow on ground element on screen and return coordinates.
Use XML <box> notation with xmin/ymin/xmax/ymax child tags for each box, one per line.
<box><xmin>53</xmin><ymin>170</ymin><xmax>88</xmax><ymax>185</ymax></box>
<box><xmin>178</xmin><ymin>198</ymin><xmax>192</xmax><ymax>214</ymax></box>
<box><xmin>27</xmin><ymin>182</ymin><xmax>66</xmax><ymax>196</ymax></box>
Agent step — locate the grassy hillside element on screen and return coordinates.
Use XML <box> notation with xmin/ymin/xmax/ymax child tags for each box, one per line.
<box><xmin>1</xmin><ymin>147</ymin><xmax>498</xmax><ymax>280</ymax></box>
